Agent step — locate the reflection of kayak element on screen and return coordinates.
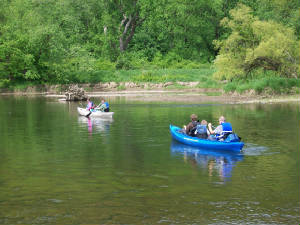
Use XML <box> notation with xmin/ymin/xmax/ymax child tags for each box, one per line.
<box><xmin>77</xmin><ymin>107</ymin><xmax>114</xmax><ymax>118</ymax></box>
<box><xmin>170</xmin><ymin>141</ymin><xmax>244</xmax><ymax>162</ymax></box>
<box><xmin>170</xmin><ymin>141</ymin><xmax>244</xmax><ymax>179</ymax></box>
<box><xmin>77</xmin><ymin>116</ymin><xmax>113</xmax><ymax>124</ymax></box>
<box><xmin>78</xmin><ymin>116</ymin><xmax>113</xmax><ymax>133</ymax></box>
<box><xmin>170</xmin><ymin>125</ymin><xmax>244</xmax><ymax>152</ymax></box>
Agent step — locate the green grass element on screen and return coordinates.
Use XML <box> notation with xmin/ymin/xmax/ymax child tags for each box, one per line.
<box><xmin>14</xmin><ymin>83</ymin><xmax>31</xmax><ymax>91</ymax></box>
<box><xmin>224</xmin><ymin>76</ymin><xmax>300</xmax><ymax>94</ymax></box>
<box><xmin>78</xmin><ymin>66</ymin><xmax>215</xmax><ymax>83</ymax></box>
<box><xmin>205</xmin><ymin>91</ymin><xmax>222</xmax><ymax>96</ymax></box>
<box><xmin>116</xmin><ymin>85</ymin><xmax>126</xmax><ymax>91</ymax></box>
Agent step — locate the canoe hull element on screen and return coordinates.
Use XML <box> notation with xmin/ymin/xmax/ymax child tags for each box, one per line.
<box><xmin>170</xmin><ymin>125</ymin><xmax>244</xmax><ymax>152</ymax></box>
<box><xmin>77</xmin><ymin>107</ymin><xmax>114</xmax><ymax>118</ymax></box>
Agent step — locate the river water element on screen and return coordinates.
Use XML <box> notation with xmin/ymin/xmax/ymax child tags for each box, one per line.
<box><xmin>0</xmin><ymin>96</ymin><xmax>299</xmax><ymax>225</ymax></box>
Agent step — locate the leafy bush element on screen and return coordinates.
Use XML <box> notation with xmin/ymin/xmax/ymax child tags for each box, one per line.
<box><xmin>117</xmin><ymin>85</ymin><xmax>126</xmax><ymax>91</ymax></box>
<box><xmin>95</xmin><ymin>59</ymin><xmax>116</xmax><ymax>70</ymax></box>
<box><xmin>133</xmin><ymin>71</ymin><xmax>168</xmax><ymax>82</ymax></box>
<box><xmin>213</xmin><ymin>4</ymin><xmax>300</xmax><ymax>80</ymax></box>
<box><xmin>236</xmin><ymin>83</ymin><xmax>251</xmax><ymax>93</ymax></box>
<box><xmin>223</xmin><ymin>82</ymin><xmax>237</xmax><ymax>93</ymax></box>
<box><xmin>0</xmin><ymin>79</ymin><xmax>10</xmax><ymax>88</ymax></box>
<box><xmin>115</xmin><ymin>52</ymin><xmax>150</xmax><ymax>70</ymax></box>
<box><xmin>253</xmin><ymin>80</ymin><xmax>266</xmax><ymax>93</ymax></box>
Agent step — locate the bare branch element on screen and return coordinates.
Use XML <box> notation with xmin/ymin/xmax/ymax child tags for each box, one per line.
<box><xmin>119</xmin><ymin>14</ymin><xmax>127</xmax><ymax>32</ymax></box>
<box><xmin>123</xmin><ymin>15</ymin><xmax>132</xmax><ymax>36</ymax></box>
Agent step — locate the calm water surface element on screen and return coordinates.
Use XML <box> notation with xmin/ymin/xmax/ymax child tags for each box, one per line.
<box><xmin>0</xmin><ymin>96</ymin><xmax>299</xmax><ymax>225</ymax></box>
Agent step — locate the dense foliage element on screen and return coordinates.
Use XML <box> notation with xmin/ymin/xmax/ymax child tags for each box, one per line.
<box><xmin>0</xmin><ymin>0</ymin><xmax>299</xmax><ymax>87</ymax></box>
<box><xmin>213</xmin><ymin>3</ymin><xmax>300</xmax><ymax>80</ymax></box>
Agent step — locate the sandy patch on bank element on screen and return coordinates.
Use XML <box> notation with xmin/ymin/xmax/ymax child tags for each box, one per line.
<box><xmin>45</xmin><ymin>90</ymin><xmax>300</xmax><ymax>104</ymax></box>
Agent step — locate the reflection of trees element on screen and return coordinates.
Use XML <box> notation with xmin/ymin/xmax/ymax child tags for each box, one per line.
<box><xmin>209</xmin><ymin>103</ymin><xmax>300</xmax><ymax>146</ymax></box>
<box><xmin>1</xmin><ymin>97</ymin><xmax>299</xmax><ymax>208</ymax></box>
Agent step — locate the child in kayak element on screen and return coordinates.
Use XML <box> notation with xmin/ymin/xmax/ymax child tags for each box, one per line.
<box><xmin>86</xmin><ymin>98</ymin><xmax>95</xmax><ymax>111</ymax></box>
<box><xmin>195</xmin><ymin>120</ymin><xmax>210</xmax><ymax>139</ymax></box>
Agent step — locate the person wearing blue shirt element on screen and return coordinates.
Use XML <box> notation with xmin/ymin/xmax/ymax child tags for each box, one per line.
<box><xmin>207</xmin><ymin>116</ymin><xmax>233</xmax><ymax>141</ymax></box>
<box><xmin>104</xmin><ymin>100</ymin><xmax>109</xmax><ymax>112</ymax></box>
<box><xmin>98</xmin><ymin>99</ymin><xmax>110</xmax><ymax>112</ymax></box>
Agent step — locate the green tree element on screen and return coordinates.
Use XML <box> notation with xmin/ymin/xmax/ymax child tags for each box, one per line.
<box><xmin>213</xmin><ymin>4</ymin><xmax>300</xmax><ymax>80</ymax></box>
<box><xmin>251</xmin><ymin>0</ymin><xmax>300</xmax><ymax>37</ymax></box>
<box><xmin>133</xmin><ymin>0</ymin><xmax>230</xmax><ymax>62</ymax></box>
<box><xmin>0</xmin><ymin>0</ymin><xmax>39</xmax><ymax>85</ymax></box>
<box><xmin>100</xmin><ymin>1</ymin><xmax>146</xmax><ymax>54</ymax></box>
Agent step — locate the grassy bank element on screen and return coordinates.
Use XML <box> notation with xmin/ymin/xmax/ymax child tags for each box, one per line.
<box><xmin>223</xmin><ymin>76</ymin><xmax>300</xmax><ymax>94</ymax></box>
<box><xmin>2</xmin><ymin>66</ymin><xmax>300</xmax><ymax>95</ymax></box>
<box><xmin>77</xmin><ymin>64</ymin><xmax>216</xmax><ymax>83</ymax></box>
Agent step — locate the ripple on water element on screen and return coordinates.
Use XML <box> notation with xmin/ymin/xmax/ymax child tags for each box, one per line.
<box><xmin>242</xmin><ymin>143</ymin><xmax>269</xmax><ymax>156</ymax></box>
<box><xmin>47</xmin><ymin>199</ymin><xmax>63</xmax><ymax>203</ymax></box>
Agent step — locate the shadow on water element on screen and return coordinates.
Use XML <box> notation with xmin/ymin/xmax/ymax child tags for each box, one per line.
<box><xmin>77</xmin><ymin>116</ymin><xmax>113</xmax><ymax>135</ymax></box>
<box><xmin>170</xmin><ymin>140</ymin><xmax>244</xmax><ymax>182</ymax></box>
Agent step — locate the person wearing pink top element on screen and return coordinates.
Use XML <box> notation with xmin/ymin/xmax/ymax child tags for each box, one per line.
<box><xmin>86</xmin><ymin>98</ymin><xmax>95</xmax><ymax>111</ymax></box>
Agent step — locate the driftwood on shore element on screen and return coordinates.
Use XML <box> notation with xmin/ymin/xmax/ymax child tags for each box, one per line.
<box><xmin>65</xmin><ymin>85</ymin><xmax>87</xmax><ymax>101</ymax></box>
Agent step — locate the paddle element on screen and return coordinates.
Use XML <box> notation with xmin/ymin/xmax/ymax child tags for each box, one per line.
<box><xmin>86</xmin><ymin>110</ymin><xmax>92</xmax><ymax>117</ymax></box>
<box><xmin>79</xmin><ymin>102</ymin><xmax>92</xmax><ymax>117</ymax></box>
<box><xmin>86</xmin><ymin>102</ymin><xmax>102</xmax><ymax>117</ymax></box>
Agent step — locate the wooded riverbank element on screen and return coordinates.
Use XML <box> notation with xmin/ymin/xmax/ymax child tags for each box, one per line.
<box><xmin>1</xmin><ymin>1</ymin><xmax>299</xmax><ymax>89</ymax></box>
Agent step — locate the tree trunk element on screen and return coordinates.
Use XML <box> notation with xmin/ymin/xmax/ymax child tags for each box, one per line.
<box><xmin>119</xmin><ymin>13</ymin><xmax>141</xmax><ymax>52</ymax></box>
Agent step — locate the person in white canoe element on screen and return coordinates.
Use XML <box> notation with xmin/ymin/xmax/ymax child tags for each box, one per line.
<box><xmin>86</xmin><ymin>98</ymin><xmax>95</xmax><ymax>112</ymax></box>
<box><xmin>95</xmin><ymin>99</ymin><xmax>110</xmax><ymax>112</ymax></box>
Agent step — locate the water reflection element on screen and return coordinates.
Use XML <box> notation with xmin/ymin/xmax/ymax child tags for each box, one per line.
<box><xmin>77</xmin><ymin>116</ymin><xmax>113</xmax><ymax>134</ymax></box>
<box><xmin>171</xmin><ymin>141</ymin><xmax>244</xmax><ymax>182</ymax></box>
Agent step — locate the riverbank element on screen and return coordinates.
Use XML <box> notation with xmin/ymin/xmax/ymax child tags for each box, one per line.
<box><xmin>1</xmin><ymin>82</ymin><xmax>299</xmax><ymax>104</ymax></box>
<box><xmin>70</xmin><ymin>91</ymin><xmax>300</xmax><ymax>104</ymax></box>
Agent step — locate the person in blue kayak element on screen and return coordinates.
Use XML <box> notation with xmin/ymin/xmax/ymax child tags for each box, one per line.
<box><xmin>97</xmin><ymin>99</ymin><xmax>110</xmax><ymax>112</ymax></box>
<box><xmin>86</xmin><ymin>97</ymin><xmax>95</xmax><ymax>112</ymax></box>
<box><xmin>183</xmin><ymin>114</ymin><xmax>199</xmax><ymax>136</ymax></box>
<box><xmin>207</xmin><ymin>116</ymin><xmax>233</xmax><ymax>141</ymax></box>
<box><xmin>194</xmin><ymin>120</ymin><xmax>210</xmax><ymax>139</ymax></box>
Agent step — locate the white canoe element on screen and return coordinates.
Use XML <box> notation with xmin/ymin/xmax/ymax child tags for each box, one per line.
<box><xmin>77</xmin><ymin>107</ymin><xmax>114</xmax><ymax>118</ymax></box>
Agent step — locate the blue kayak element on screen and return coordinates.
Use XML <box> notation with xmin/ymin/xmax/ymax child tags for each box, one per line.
<box><xmin>169</xmin><ymin>125</ymin><xmax>244</xmax><ymax>152</ymax></box>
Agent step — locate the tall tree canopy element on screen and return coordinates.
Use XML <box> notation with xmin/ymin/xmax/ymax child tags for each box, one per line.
<box><xmin>0</xmin><ymin>0</ymin><xmax>299</xmax><ymax>86</ymax></box>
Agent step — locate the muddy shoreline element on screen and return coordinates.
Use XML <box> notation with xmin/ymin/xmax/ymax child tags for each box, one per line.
<box><xmin>1</xmin><ymin>88</ymin><xmax>299</xmax><ymax>104</ymax></box>
<box><xmin>73</xmin><ymin>91</ymin><xmax>300</xmax><ymax>104</ymax></box>
<box><xmin>1</xmin><ymin>82</ymin><xmax>299</xmax><ymax>104</ymax></box>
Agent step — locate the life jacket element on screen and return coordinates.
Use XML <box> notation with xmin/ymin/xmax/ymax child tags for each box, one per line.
<box><xmin>196</xmin><ymin>124</ymin><xmax>207</xmax><ymax>135</ymax></box>
<box><xmin>195</xmin><ymin>124</ymin><xmax>208</xmax><ymax>139</ymax></box>
<box><xmin>104</xmin><ymin>102</ymin><xmax>109</xmax><ymax>109</ymax></box>
<box><xmin>216</xmin><ymin>122</ymin><xmax>233</xmax><ymax>140</ymax></box>
<box><xmin>221</xmin><ymin>122</ymin><xmax>233</xmax><ymax>135</ymax></box>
